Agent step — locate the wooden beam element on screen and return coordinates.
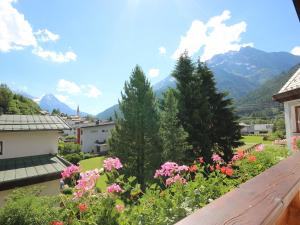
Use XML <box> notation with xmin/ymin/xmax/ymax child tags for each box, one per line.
<box><xmin>293</xmin><ymin>0</ymin><xmax>300</xmax><ymax>21</ymax></box>
<box><xmin>175</xmin><ymin>151</ymin><xmax>300</xmax><ymax>225</ymax></box>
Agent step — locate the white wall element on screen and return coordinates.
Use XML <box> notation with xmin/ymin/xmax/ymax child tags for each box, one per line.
<box><xmin>284</xmin><ymin>100</ymin><xmax>300</xmax><ymax>149</ymax></box>
<box><xmin>0</xmin><ymin>131</ymin><xmax>60</xmax><ymax>159</ymax></box>
<box><xmin>81</xmin><ymin>124</ymin><xmax>115</xmax><ymax>153</ymax></box>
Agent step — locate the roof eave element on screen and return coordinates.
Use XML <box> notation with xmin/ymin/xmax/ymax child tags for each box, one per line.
<box><xmin>273</xmin><ymin>87</ymin><xmax>300</xmax><ymax>103</ymax></box>
<box><xmin>293</xmin><ymin>0</ymin><xmax>300</xmax><ymax>21</ymax></box>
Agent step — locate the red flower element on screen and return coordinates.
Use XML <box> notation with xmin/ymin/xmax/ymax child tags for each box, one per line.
<box><xmin>189</xmin><ymin>165</ymin><xmax>198</xmax><ymax>173</ymax></box>
<box><xmin>248</xmin><ymin>155</ymin><xmax>256</xmax><ymax>162</ymax></box>
<box><xmin>209</xmin><ymin>165</ymin><xmax>214</xmax><ymax>171</ymax></box>
<box><xmin>220</xmin><ymin>166</ymin><xmax>226</xmax><ymax>174</ymax></box>
<box><xmin>225</xmin><ymin>167</ymin><xmax>233</xmax><ymax>176</ymax></box>
<box><xmin>78</xmin><ymin>203</ymin><xmax>88</xmax><ymax>212</ymax></box>
<box><xmin>51</xmin><ymin>221</ymin><xmax>64</xmax><ymax>225</ymax></box>
<box><xmin>198</xmin><ymin>157</ymin><xmax>204</xmax><ymax>164</ymax></box>
<box><xmin>215</xmin><ymin>164</ymin><xmax>220</xmax><ymax>170</ymax></box>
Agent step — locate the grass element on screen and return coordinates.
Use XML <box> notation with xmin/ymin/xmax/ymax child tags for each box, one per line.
<box><xmin>240</xmin><ymin>135</ymin><xmax>273</xmax><ymax>145</ymax></box>
<box><xmin>79</xmin><ymin>156</ymin><xmax>107</xmax><ymax>191</ymax></box>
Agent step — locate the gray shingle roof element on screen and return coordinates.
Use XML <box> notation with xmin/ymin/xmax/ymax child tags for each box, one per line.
<box><xmin>0</xmin><ymin>154</ymin><xmax>70</xmax><ymax>188</ymax></box>
<box><xmin>278</xmin><ymin>67</ymin><xmax>300</xmax><ymax>94</ymax></box>
<box><xmin>0</xmin><ymin>115</ymin><xmax>71</xmax><ymax>132</ymax></box>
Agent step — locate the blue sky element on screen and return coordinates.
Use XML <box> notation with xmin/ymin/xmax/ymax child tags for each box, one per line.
<box><xmin>0</xmin><ymin>0</ymin><xmax>299</xmax><ymax>114</ymax></box>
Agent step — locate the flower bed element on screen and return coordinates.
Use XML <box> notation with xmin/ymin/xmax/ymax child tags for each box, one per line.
<box><xmin>0</xmin><ymin>146</ymin><xmax>288</xmax><ymax>225</ymax></box>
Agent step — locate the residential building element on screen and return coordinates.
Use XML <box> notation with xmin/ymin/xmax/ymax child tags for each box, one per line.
<box><xmin>273</xmin><ymin>67</ymin><xmax>300</xmax><ymax>149</ymax></box>
<box><xmin>0</xmin><ymin>115</ymin><xmax>71</xmax><ymax>190</ymax></box>
<box><xmin>77</xmin><ymin>121</ymin><xmax>115</xmax><ymax>153</ymax></box>
<box><xmin>240</xmin><ymin>123</ymin><xmax>273</xmax><ymax>135</ymax></box>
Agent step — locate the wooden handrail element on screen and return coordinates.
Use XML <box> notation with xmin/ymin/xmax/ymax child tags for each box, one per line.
<box><xmin>175</xmin><ymin>151</ymin><xmax>300</xmax><ymax>225</ymax></box>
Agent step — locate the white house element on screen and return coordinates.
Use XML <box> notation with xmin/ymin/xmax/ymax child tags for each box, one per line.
<box><xmin>240</xmin><ymin>123</ymin><xmax>273</xmax><ymax>135</ymax></box>
<box><xmin>0</xmin><ymin>115</ymin><xmax>71</xmax><ymax>190</ymax></box>
<box><xmin>77</xmin><ymin>121</ymin><xmax>115</xmax><ymax>153</ymax></box>
<box><xmin>273</xmin><ymin>67</ymin><xmax>300</xmax><ymax>149</ymax></box>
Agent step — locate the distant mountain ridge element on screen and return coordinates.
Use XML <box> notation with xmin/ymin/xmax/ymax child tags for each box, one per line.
<box><xmin>97</xmin><ymin>47</ymin><xmax>300</xmax><ymax>119</ymax></box>
<box><xmin>235</xmin><ymin>63</ymin><xmax>300</xmax><ymax>119</ymax></box>
<box><xmin>38</xmin><ymin>94</ymin><xmax>88</xmax><ymax>116</ymax></box>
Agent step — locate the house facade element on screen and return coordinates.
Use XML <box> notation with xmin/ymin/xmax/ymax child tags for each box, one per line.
<box><xmin>0</xmin><ymin>115</ymin><xmax>71</xmax><ymax>190</ymax></box>
<box><xmin>273</xmin><ymin>67</ymin><xmax>300</xmax><ymax>149</ymax></box>
<box><xmin>77</xmin><ymin>121</ymin><xmax>115</xmax><ymax>153</ymax></box>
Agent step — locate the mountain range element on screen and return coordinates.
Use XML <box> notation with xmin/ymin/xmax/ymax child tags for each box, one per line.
<box><xmin>97</xmin><ymin>47</ymin><xmax>300</xmax><ymax>119</ymax></box>
<box><xmin>36</xmin><ymin>94</ymin><xmax>88</xmax><ymax>116</ymax></box>
<box><xmin>11</xmin><ymin>47</ymin><xmax>300</xmax><ymax>118</ymax></box>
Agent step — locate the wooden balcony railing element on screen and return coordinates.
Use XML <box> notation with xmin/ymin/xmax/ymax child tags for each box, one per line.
<box><xmin>175</xmin><ymin>151</ymin><xmax>300</xmax><ymax>225</ymax></box>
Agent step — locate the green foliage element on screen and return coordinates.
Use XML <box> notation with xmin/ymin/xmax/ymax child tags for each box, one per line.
<box><xmin>172</xmin><ymin>54</ymin><xmax>242</xmax><ymax>162</ymax></box>
<box><xmin>0</xmin><ymin>84</ymin><xmax>41</xmax><ymax>115</ymax></box>
<box><xmin>0</xmin><ymin>187</ymin><xmax>60</xmax><ymax>225</ymax></box>
<box><xmin>109</xmin><ymin>65</ymin><xmax>162</xmax><ymax>189</ymax></box>
<box><xmin>51</xmin><ymin>108</ymin><xmax>61</xmax><ymax>115</ymax></box>
<box><xmin>0</xmin><ymin>147</ymin><xmax>289</xmax><ymax>225</ymax></box>
<box><xmin>159</xmin><ymin>89</ymin><xmax>191</xmax><ymax>162</ymax></box>
<box><xmin>58</xmin><ymin>142</ymin><xmax>81</xmax><ymax>155</ymax></box>
<box><xmin>64</xmin><ymin>153</ymin><xmax>83</xmax><ymax>164</ymax></box>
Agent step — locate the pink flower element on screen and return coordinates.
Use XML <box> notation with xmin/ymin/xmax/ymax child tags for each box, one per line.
<box><xmin>212</xmin><ymin>153</ymin><xmax>222</xmax><ymax>162</ymax></box>
<box><xmin>61</xmin><ymin>164</ymin><xmax>80</xmax><ymax>179</ymax></box>
<box><xmin>154</xmin><ymin>162</ymin><xmax>189</xmax><ymax>178</ymax></box>
<box><xmin>115</xmin><ymin>204</ymin><xmax>125</xmax><ymax>212</ymax></box>
<box><xmin>177</xmin><ymin>165</ymin><xmax>189</xmax><ymax>172</ymax></box>
<box><xmin>107</xmin><ymin>183</ymin><xmax>123</xmax><ymax>193</ymax></box>
<box><xmin>103</xmin><ymin>157</ymin><xmax>123</xmax><ymax>172</ymax></box>
<box><xmin>165</xmin><ymin>174</ymin><xmax>187</xmax><ymax>186</ymax></box>
<box><xmin>255</xmin><ymin>144</ymin><xmax>264</xmax><ymax>152</ymax></box>
<box><xmin>73</xmin><ymin>169</ymin><xmax>100</xmax><ymax>199</ymax></box>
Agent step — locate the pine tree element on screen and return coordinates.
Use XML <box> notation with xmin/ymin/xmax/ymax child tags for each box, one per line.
<box><xmin>196</xmin><ymin>62</ymin><xmax>242</xmax><ymax>162</ymax></box>
<box><xmin>172</xmin><ymin>53</ymin><xmax>242</xmax><ymax>163</ymax></box>
<box><xmin>159</xmin><ymin>89</ymin><xmax>190</xmax><ymax>163</ymax></box>
<box><xmin>109</xmin><ymin>65</ymin><xmax>161</xmax><ymax>189</ymax></box>
<box><xmin>172</xmin><ymin>53</ymin><xmax>213</xmax><ymax>162</ymax></box>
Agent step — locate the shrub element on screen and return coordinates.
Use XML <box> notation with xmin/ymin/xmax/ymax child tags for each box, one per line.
<box><xmin>63</xmin><ymin>153</ymin><xmax>83</xmax><ymax>164</ymax></box>
<box><xmin>0</xmin><ymin>187</ymin><xmax>60</xmax><ymax>225</ymax></box>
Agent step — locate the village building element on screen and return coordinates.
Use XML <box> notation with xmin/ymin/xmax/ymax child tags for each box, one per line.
<box><xmin>77</xmin><ymin>121</ymin><xmax>115</xmax><ymax>153</ymax></box>
<box><xmin>240</xmin><ymin>123</ymin><xmax>273</xmax><ymax>135</ymax></box>
<box><xmin>273</xmin><ymin>67</ymin><xmax>300</xmax><ymax>149</ymax></box>
<box><xmin>0</xmin><ymin>115</ymin><xmax>71</xmax><ymax>190</ymax></box>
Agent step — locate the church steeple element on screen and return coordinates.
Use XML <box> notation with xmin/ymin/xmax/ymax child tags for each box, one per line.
<box><xmin>77</xmin><ymin>105</ymin><xmax>80</xmax><ymax>117</ymax></box>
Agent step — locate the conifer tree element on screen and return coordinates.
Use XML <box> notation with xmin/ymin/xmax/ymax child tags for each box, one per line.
<box><xmin>172</xmin><ymin>53</ymin><xmax>242</xmax><ymax>163</ymax></box>
<box><xmin>172</xmin><ymin>53</ymin><xmax>213</xmax><ymax>162</ymax></box>
<box><xmin>195</xmin><ymin>62</ymin><xmax>242</xmax><ymax>161</ymax></box>
<box><xmin>159</xmin><ymin>89</ymin><xmax>190</xmax><ymax>163</ymax></box>
<box><xmin>109</xmin><ymin>65</ymin><xmax>162</xmax><ymax>189</ymax></box>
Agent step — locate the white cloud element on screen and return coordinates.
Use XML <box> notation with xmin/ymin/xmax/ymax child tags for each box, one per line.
<box><xmin>159</xmin><ymin>46</ymin><xmax>166</xmax><ymax>55</ymax></box>
<box><xmin>148</xmin><ymin>68</ymin><xmax>160</xmax><ymax>78</ymax></box>
<box><xmin>34</xmin><ymin>29</ymin><xmax>60</xmax><ymax>42</ymax></box>
<box><xmin>0</xmin><ymin>0</ymin><xmax>37</xmax><ymax>52</ymax></box>
<box><xmin>291</xmin><ymin>46</ymin><xmax>300</xmax><ymax>56</ymax></box>
<box><xmin>56</xmin><ymin>79</ymin><xmax>102</xmax><ymax>98</ymax></box>
<box><xmin>0</xmin><ymin>0</ymin><xmax>76</xmax><ymax>63</ymax></box>
<box><xmin>33</xmin><ymin>47</ymin><xmax>77</xmax><ymax>63</ymax></box>
<box><xmin>55</xmin><ymin>94</ymin><xmax>76</xmax><ymax>107</ymax></box>
<box><xmin>172</xmin><ymin>10</ymin><xmax>253</xmax><ymax>61</ymax></box>
<box><xmin>84</xmin><ymin>85</ymin><xmax>102</xmax><ymax>98</ymax></box>
<box><xmin>57</xmin><ymin>79</ymin><xmax>81</xmax><ymax>94</ymax></box>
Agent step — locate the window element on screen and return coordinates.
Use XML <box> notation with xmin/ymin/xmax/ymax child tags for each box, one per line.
<box><xmin>0</xmin><ymin>141</ymin><xmax>2</xmax><ymax>155</ymax></box>
<box><xmin>295</xmin><ymin>106</ymin><xmax>300</xmax><ymax>133</ymax></box>
<box><xmin>81</xmin><ymin>129</ymin><xmax>83</xmax><ymax>135</ymax></box>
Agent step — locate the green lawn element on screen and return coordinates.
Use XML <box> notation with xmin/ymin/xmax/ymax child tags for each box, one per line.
<box><xmin>79</xmin><ymin>156</ymin><xmax>107</xmax><ymax>191</ymax></box>
<box><xmin>240</xmin><ymin>135</ymin><xmax>272</xmax><ymax>145</ymax></box>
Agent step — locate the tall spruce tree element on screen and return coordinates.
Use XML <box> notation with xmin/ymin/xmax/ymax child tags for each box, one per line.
<box><xmin>172</xmin><ymin>53</ymin><xmax>242</xmax><ymax>163</ymax></box>
<box><xmin>109</xmin><ymin>65</ymin><xmax>161</xmax><ymax>189</ymax></box>
<box><xmin>195</xmin><ymin>62</ymin><xmax>242</xmax><ymax>161</ymax></box>
<box><xmin>172</xmin><ymin>53</ymin><xmax>213</xmax><ymax>162</ymax></box>
<box><xmin>159</xmin><ymin>89</ymin><xmax>190</xmax><ymax>163</ymax></box>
